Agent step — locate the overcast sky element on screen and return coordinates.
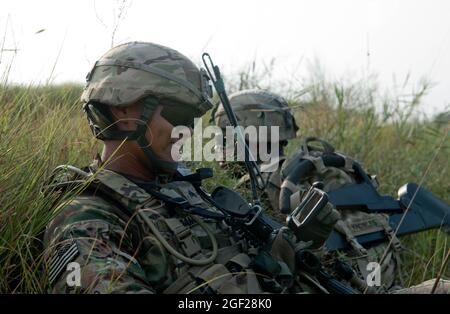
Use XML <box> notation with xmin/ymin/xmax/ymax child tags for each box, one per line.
<box><xmin>1</xmin><ymin>0</ymin><xmax>449</xmax><ymax>115</ymax></box>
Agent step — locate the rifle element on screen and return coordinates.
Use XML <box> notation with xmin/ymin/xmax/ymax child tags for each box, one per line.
<box><xmin>326</xmin><ymin>181</ymin><xmax>450</xmax><ymax>251</ymax></box>
<box><xmin>201</xmin><ymin>53</ymin><xmax>450</xmax><ymax>251</ymax></box>
<box><xmin>277</xmin><ymin>153</ymin><xmax>450</xmax><ymax>251</ymax></box>
<box><xmin>202</xmin><ymin>53</ymin><xmax>358</xmax><ymax>294</ymax></box>
<box><xmin>201</xmin><ymin>53</ymin><xmax>449</xmax><ymax>256</ymax></box>
<box><xmin>202</xmin><ymin>53</ymin><xmax>265</xmax><ymax>208</ymax></box>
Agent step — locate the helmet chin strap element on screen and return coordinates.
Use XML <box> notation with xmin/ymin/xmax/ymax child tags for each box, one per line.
<box><xmin>134</xmin><ymin>97</ymin><xmax>179</xmax><ymax>173</ymax></box>
<box><xmin>85</xmin><ymin>96</ymin><xmax>179</xmax><ymax>172</ymax></box>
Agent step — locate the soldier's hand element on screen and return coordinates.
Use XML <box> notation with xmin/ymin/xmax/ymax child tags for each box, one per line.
<box><xmin>293</xmin><ymin>202</ymin><xmax>341</xmax><ymax>249</ymax></box>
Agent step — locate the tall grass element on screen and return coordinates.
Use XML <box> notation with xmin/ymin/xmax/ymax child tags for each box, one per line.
<box><xmin>0</xmin><ymin>84</ymin><xmax>101</xmax><ymax>292</ymax></box>
<box><xmin>285</xmin><ymin>77</ymin><xmax>449</xmax><ymax>287</ymax></box>
<box><xmin>0</xmin><ymin>65</ymin><xmax>448</xmax><ymax>292</ymax></box>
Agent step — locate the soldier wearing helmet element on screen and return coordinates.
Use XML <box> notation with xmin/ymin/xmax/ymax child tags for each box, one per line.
<box><xmin>42</xmin><ymin>43</ymin><xmax>449</xmax><ymax>295</ymax></box>
<box><xmin>213</xmin><ymin>89</ymin><xmax>450</xmax><ymax>294</ymax></box>
<box><xmin>213</xmin><ymin>89</ymin><xmax>400</xmax><ymax>291</ymax></box>
<box><xmin>81</xmin><ymin>41</ymin><xmax>212</xmax><ymax>174</ymax></box>
<box><xmin>213</xmin><ymin>89</ymin><xmax>299</xmax><ymax>218</ymax></box>
<box><xmin>42</xmin><ymin>42</ymin><xmax>342</xmax><ymax>294</ymax></box>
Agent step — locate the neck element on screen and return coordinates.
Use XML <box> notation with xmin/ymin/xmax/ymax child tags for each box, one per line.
<box><xmin>101</xmin><ymin>142</ymin><xmax>155</xmax><ymax>181</ymax></box>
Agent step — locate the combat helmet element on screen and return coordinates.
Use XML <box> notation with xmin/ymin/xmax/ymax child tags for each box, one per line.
<box><xmin>213</xmin><ymin>89</ymin><xmax>298</xmax><ymax>143</ymax></box>
<box><xmin>82</xmin><ymin>41</ymin><xmax>213</xmax><ymax>171</ymax></box>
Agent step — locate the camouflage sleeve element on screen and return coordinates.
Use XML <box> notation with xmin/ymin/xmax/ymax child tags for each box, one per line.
<box><xmin>44</xmin><ymin>195</ymin><xmax>153</xmax><ymax>294</ymax></box>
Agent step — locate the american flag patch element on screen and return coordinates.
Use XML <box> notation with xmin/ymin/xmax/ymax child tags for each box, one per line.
<box><xmin>48</xmin><ymin>240</ymin><xmax>79</xmax><ymax>285</ymax></box>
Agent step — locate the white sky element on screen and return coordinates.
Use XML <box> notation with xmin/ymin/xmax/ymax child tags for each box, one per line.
<box><xmin>1</xmin><ymin>0</ymin><xmax>450</xmax><ymax>115</ymax></box>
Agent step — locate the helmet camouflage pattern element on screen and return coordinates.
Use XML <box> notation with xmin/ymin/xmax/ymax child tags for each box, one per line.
<box><xmin>81</xmin><ymin>41</ymin><xmax>213</xmax><ymax>171</ymax></box>
<box><xmin>214</xmin><ymin>89</ymin><xmax>298</xmax><ymax>142</ymax></box>
<box><xmin>81</xmin><ymin>41</ymin><xmax>212</xmax><ymax>113</ymax></box>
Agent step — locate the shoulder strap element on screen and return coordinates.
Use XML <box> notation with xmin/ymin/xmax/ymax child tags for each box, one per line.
<box><xmin>44</xmin><ymin>164</ymin><xmax>151</xmax><ymax>249</ymax></box>
<box><xmin>299</xmin><ymin>137</ymin><xmax>355</xmax><ymax>174</ymax></box>
<box><xmin>48</xmin><ymin>164</ymin><xmax>154</xmax><ymax>207</ymax></box>
<box><xmin>91</xmin><ymin>168</ymin><xmax>155</xmax><ymax>209</ymax></box>
<box><xmin>302</xmin><ymin>137</ymin><xmax>335</xmax><ymax>155</ymax></box>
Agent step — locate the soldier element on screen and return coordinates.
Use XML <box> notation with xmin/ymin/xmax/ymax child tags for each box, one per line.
<box><xmin>42</xmin><ymin>42</ymin><xmax>343</xmax><ymax>294</ymax></box>
<box><xmin>213</xmin><ymin>89</ymin><xmax>450</xmax><ymax>294</ymax></box>
<box><xmin>213</xmin><ymin>89</ymin><xmax>298</xmax><ymax>220</ymax></box>
<box><xmin>279</xmin><ymin>139</ymin><xmax>404</xmax><ymax>292</ymax></box>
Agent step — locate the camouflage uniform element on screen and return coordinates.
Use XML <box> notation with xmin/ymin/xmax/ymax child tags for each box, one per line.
<box><xmin>279</xmin><ymin>139</ymin><xmax>404</xmax><ymax>292</ymax></box>
<box><xmin>44</xmin><ymin>163</ymin><xmax>292</xmax><ymax>293</ymax></box>
<box><xmin>42</xmin><ymin>42</ymin><xmax>338</xmax><ymax>294</ymax></box>
<box><xmin>213</xmin><ymin>90</ymin><xmax>298</xmax><ymax>222</ymax></box>
<box><xmin>213</xmin><ymin>90</ymin><xmax>405</xmax><ymax>292</ymax></box>
<box><xmin>43</xmin><ymin>43</ymin><xmax>448</xmax><ymax>294</ymax></box>
<box><xmin>215</xmin><ymin>91</ymin><xmax>450</xmax><ymax>293</ymax></box>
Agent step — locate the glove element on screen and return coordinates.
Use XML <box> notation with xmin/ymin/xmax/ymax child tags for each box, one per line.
<box><xmin>293</xmin><ymin>201</ymin><xmax>341</xmax><ymax>249</ymax></box>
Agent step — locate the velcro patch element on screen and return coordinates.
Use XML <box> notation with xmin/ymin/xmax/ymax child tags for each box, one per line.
<box><xmin>48</xmin><ymin>240</ymin><xmax>79</xmax><ymax>285</ymax></box>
